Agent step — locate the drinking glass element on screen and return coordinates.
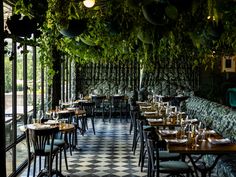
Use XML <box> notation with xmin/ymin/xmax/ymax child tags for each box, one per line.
<box><xmin>198</xmin><ymin>121</ymin><xmax>206</xmax><ymax>141</ymax></box>
<box><xmin>52</xmin><ymin>111</ymin><xmax>59</xmax><ymax>122</ymax></box>
<box><xmin>37</xmin><ymin>110</ymin><xmax>44</xmax><ymax>124</ymax></box>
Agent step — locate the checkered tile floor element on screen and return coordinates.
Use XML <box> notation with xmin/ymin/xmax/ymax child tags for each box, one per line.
<box><xmin>20</xmin><ymin>117</ymin><xmax>218</xmax><ymax>177</ymax></box>
<box><xmin>63</xmin><ymin>118</ymin><xmax>147</xmax><ymax>177</ymax></box>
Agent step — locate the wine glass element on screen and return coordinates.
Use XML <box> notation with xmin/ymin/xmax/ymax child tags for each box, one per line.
<box><xmin>198</xmin><ymin>121</ymin><xmax>206</xmax><ymax>141</ymax></box>
<box><xmin>37</xmin><ymin>110</ymin><xmax>44</xmax><ymax>124</ymax></box>
<box><xmin>52</xmin><ymin>111</ymin><xmax>59</xmax><ymax>122</ymax></box>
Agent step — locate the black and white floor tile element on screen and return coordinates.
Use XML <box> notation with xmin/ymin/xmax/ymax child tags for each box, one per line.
<box><xmin>20</xmin><ymin>117</ymin><xmax>218</xmax><ymax>177</ymax></box>
<box><xmin>63</xmin><ymin>118</ymin><xmax>147</xmax><ymax>177</ymax></box>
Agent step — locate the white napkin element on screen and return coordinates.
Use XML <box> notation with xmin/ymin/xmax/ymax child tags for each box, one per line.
<box><xmin>205</xmin><ymin>130</ymin><xmax>216</xmax><ymax>134</ymax></box>
<box><xmin>166</xmin><ymin>139</ymin><xmax>187</xmax><ymax>144</ymax></box>
<box><xmin>159</xmin><ymin>130</ymin><xmax>178</xmax><ymax>135</ymax></box>
<box><xmin>208</xmin><ymin>138</ymin><xmax>231</xmax><ymax>145</ymax></box>
<box><xmin>184</xmin><ymin>118</ymin><xmax>198</xmax><ymax>123</ymax></box>
<box><xmin>147</xmin><ymin>119</ymin><xmax>163</xmax><ymax>122</ymax></box>
<box><xmin>44</xmin><ymin>120</ymin><xmax>59</xmax><ymax>125</ymax></box>
<box><xmin>141</xmin><ymin>106</ymin><xmax>152</xmax><ymax>109</ymax></box>
<box><xmin>144</xmin><ymin>111</ymin><xmax>157</xmax><ymax>114</ymax></box>
<box><xmin>67</xmin><ymin>107</ymin><xmax>76</xmax><ymax>111</ymax></box>
<box><xmin>28</xmin><ymin>124</ymin><xmax>51</xmax><ymax>130</ymax></box>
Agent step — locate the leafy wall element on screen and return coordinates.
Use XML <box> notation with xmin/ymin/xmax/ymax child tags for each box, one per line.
<box><xmin>75</xmin><ymin>56</ymin><xmax>199</xmax><ymax>97</ymax></box>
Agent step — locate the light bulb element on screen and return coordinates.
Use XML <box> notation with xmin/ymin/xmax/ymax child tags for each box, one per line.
<box><xmin>83</xmin><ymin>0</ymin><xmax>95</xmax><ymax>8</ymax></box>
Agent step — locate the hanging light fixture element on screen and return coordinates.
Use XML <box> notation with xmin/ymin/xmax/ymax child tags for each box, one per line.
<box><xmin>83</xmin><ymin>0</ymin><xmax>95</xmax><ymax>8</ymax></box>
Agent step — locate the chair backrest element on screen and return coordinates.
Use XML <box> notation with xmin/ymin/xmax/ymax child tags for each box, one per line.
<box><xmin>26</xmin><ymin>127</ymin><xmax>59</xmax><ymax>156</ymax></box>
<box><xmin>81</xmin><ymin>102</ymin><xmax>95</xmax><ymax>117</ymax></box>
<box><xmin>147</xmin><ymin>137</ymin><xmax>158</xmax><ymax>172</ymax></box>
<box><xmin>111</xmin><ymin>95</ymin><xmax>124</xmax><ymax>108</ymax></box>
<box><xmin>92</xmin><ymin>95</ymin><xmax>106</xmax><ymax>108</ymax></box>
<box><xmin>146</xmin><ymin>130</ymin><xmax>167</xmax><ymax>173</ymax></box>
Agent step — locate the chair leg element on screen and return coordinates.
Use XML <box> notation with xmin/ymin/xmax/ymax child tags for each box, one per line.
<box><xmin>27</xmin><ymin>154</ymin><xmax>31</xmax><ymax>177</ymax></box>
<box><xmin>102</xmin><ymin>109</ymin><xmax>105</xmax><ymax>122</ymax></box>
<box><xmin>141</xmin><ymin>149</ymin><xmax>147</xmax><ymax>172</ymax></box>
<box><xmin>59</xmin><ymin>150</ymin><xmax>62</xmax><ymax>173</ymax></box>
<box><xmin>64</xmin><ymin>148</ymin><xmax>69</xmax><ymax>170</ymax></box>
<box><xmin>33</xmin><ymin>157</ymin><xmax>36</xmax><ymax>177</ymax></box>
<box><xmin>69</xmin><ymin>133</ymin><xmax>72</xmax><ymax>156</ymax></box>
<box><xmin>39</xmin><ymin>156</ymin><xmax>41</xmax><ymax>173</ymax></box>
<box><xmin>129</xmin><ymin>120</ymin><xmax>133</xmax><ymax>135</ymax></box>
<box><xmin>91</xmin><ymin>118</ymin><xmax>95</xmax><ymax>135</ymax></box>
<box><xmin>109</xmin><ymin>109</ymin><xmax>112</xmax><ymax>122</ymax></box>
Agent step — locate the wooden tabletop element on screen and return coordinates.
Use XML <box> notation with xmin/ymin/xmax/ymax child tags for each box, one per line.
<box><xmin>157</xmin><ymin>129</ymin><xmax>236</xmax><ymax>155</ymax></box>
<box><xmin>20</xmin><ymin>123</ymin><xmax>75</xmax><ymax>132</ymax></box>
<box><xmin>167</xmin><ymin>140</ymin><xmax>236</xmax><ymax>154</ymax></box>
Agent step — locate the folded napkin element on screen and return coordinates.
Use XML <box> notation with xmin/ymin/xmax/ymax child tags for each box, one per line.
<box><xmin>67</xmin><ymin>107</ymin><xmax>76</xmax><ymax>111</ymax></box>
<box><xmin>159</xmin><ymin>130</ymin><xmax>178</xmax><ymax>135</ymax></box>
<box><xmin>184</xmin><ymin>118</ymin><xmax>198</xmax><ymax>123</ymax></box>
<box><xmin>58</xmin><ymin>110</ymin><xmax>70</xmax><ymax>113</ymax></box>
<box><xmin>144</xmin><ymin>111</ymin><xmax>157</xmax><ymax>114</ymax></box>
<box><xmin>205</xmin><ymin>130</ymin><xmax>216</xmax><ymax>134</ymax></box>
<box><xmin>178</xmin><ymin>112</ymin><xmax>186</xmax><ymax>114</ymax></box>
<box><xmin>44</xmin><ymin>120</ymin><xmax>59</xmax><ymax>125</ymax></box>
<box><xmin>208</xmin><ymin>138</ymin><xmax>231</xmax><ymax>145</ymax></box>
<box><xmin>166</xmin><ymin>139</ymin><xmax>187</xmax><ymax>144</ymax></box>
<box><xmin>136</xmin><ymin>101</ymin><xmax>147</xmax><ymax>104</ymax></box>
<box><xmin>79</xmin><ymin>100</ymin><xmax>88</xmax><ymax>102</ymax></box>
<box><xmin>147</xmin><ymin>119</ymin><xmax>163</xmax><ymax>122</ymax></box>
<box><xmin>28</xmin><ymin>124</ymin><xmax>51</xmax><ymax>130</ymax></box>
<box><xmin>141</xmin><ymin>106</ymin><xmax>152</xmax><ymax>109</ymax></box>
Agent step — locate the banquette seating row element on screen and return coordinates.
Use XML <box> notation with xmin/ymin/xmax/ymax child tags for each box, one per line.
<box><xmin>186</xmin><ymin>96</ymin><xmax>236</xmax><ymax>177</ymax></box>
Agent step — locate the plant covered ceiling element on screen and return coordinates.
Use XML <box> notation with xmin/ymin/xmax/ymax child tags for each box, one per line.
<box><xmin>11</xmin><ymin>0</ymin><xmax>236</xmax><ymax>70</ymax></box>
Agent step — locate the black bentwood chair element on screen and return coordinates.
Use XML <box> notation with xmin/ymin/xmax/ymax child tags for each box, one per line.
<box><xmin>26</xmin><ymin>126</ymin><xmax>60</xmax><ymax>177</ymax></box>
<box><xmin>92</xmin><ymin>95</ymin><xmax>107</xmax><ymax>122</ymax></box>
<box><xmin>146</xmin><ymin>131</ymin><xmax>193</xmax><ymax>177</ymax></box>
<box><xmin>80</xmin><ymin>102</ymin><xmax>96</xmax><ymax>135</ymax></box>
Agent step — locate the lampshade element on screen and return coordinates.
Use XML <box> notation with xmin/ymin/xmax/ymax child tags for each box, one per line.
<box><xmin>83</xmin><ymin>0</ymin><xmax>95</xmax><ymax>8</ymax></box>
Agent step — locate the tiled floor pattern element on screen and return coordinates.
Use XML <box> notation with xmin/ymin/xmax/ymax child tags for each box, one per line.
<box><xmin>63</xmin><ymin>118</ymin><xmax>147</xmax><ymax>177</ymax></box>
<box><xmin>20</xmin><ymin>117</ymin><xmax>218</xmax><ymax>177</ymax></box>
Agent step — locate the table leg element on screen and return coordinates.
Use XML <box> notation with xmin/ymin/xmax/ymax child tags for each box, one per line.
<box><xmin>187</xmin><ymin>154</ymin><xmax>221</xmax><ymax>177</ymax></box>
<box><xmin>37</xmin><ymin>169</ymin><xmax>67</xmax><ymax>177</ymax></box>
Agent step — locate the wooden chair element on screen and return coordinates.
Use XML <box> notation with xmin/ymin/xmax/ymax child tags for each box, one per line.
<box><xmin>26</xmin><ymin>126</ymin><xmax>60</xmax><ymax>177</ymax></box>
<box><xmin>146</xmin><ymin>131</ymin><xmax>193</xmax><ymax>177</ymax></box>
<box><xmin>109</xmin><ymin>95</ymin><xmax>125</xmax><ymax>122</ymax></box>
<box><xmin>92</xmin><ymin>95</ymin><xmax>106</xmax><ymax>122</ymax></box>
<box><xmin>80</xmin><ymin>102</ymin><xmax>96</xmax><ymax>135</ymax></box>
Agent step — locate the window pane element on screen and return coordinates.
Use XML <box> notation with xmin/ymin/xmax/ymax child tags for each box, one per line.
<box><xmin>16</xmin><ymin>140</ymin><xmax>28</xmax><ymax>168</ymax></box>
<box><xmin>16</xmin><ymin>42</ymin><xmax>24</xmax><ymax>137</ymax></box>
<box><xmin>4</xmin><ymin>38</ymin><xmax>13</xmax><ymax>147</ymax></box>
<box><xmin>6</xmin><ymin>149</ymin><xmax>13</xmax><ymax>176</ymax></box>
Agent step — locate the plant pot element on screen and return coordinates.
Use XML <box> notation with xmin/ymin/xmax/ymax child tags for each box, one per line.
<box><xmin>142</xmin><ymin>1</ymin><xmax>168</xmax><ymax>26</ymax></box>
<box><xmin>137</xmin><ymin>27</ymin><xmax>154</xmax><ymax>44</ymax></box>
<box><xmin>59</xmin><ymin>19</ymin><xmax>87</xmax><ymax>38</ymax></box>
<box><xmin>7</xmin><ymin>14</ymin><xmax>38</xmax><ymax>38</ymax></box>
<box><xmin>203</xmin><ymin>20</ymin><xmax>224</xmax><ymax>40</ymax></box>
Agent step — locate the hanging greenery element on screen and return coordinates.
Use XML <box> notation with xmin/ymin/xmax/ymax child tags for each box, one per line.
<box><xmin>11</xmin><ymin>0</ymin><xmax>236</xmax><ymax>76</ymax></box>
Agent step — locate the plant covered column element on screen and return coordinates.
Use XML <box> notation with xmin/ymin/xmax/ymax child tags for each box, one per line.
<box><xmin>51</xmin><ymin>46</ymin><xmax>62</xmax><ymax>109</ymax></box>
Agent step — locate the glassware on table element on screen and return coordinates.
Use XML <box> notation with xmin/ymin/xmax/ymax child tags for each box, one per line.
<box><xmin>198</xmin><ymin>121</ymin><xmax>206</xmax><ymax>141</ymax></box>
<box><xmin>59</xmin><ymin>119</ymin><xmax>66</xmax><ymax>129</ymax></box>
<box><xmin>37</xmin><ymin>110</ymin><xmax>44</xmax><ymax>124</ymax></box>
<box><xmin>52</xmin><ymin>111</ymin><xmax>59</xmax><ymax>122</ymax></box>
<box><xmin>189</xmin><ymin>123</ymin><xmax>199</xmax><ymax>148</ymax></box>
<box><xmin>79</xmin><ymin>93</ymin><xmax>83</xmax><ymax>100</ymax></box>
<box><xmin>56</xmin><ymin>106</ymin><xmax>60</xmax><ymax>112</ymax></box>
<box><xmin>59</xmin><ymin>100</ymin><xmax>62</xmax><ymax>109</ymax></box>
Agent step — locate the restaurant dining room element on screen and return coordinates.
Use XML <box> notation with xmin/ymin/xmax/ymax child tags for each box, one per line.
<box><xmin>1</xmin><ymin>0</ymin><xmax>236</xmax><ymax>177</ymax></box>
